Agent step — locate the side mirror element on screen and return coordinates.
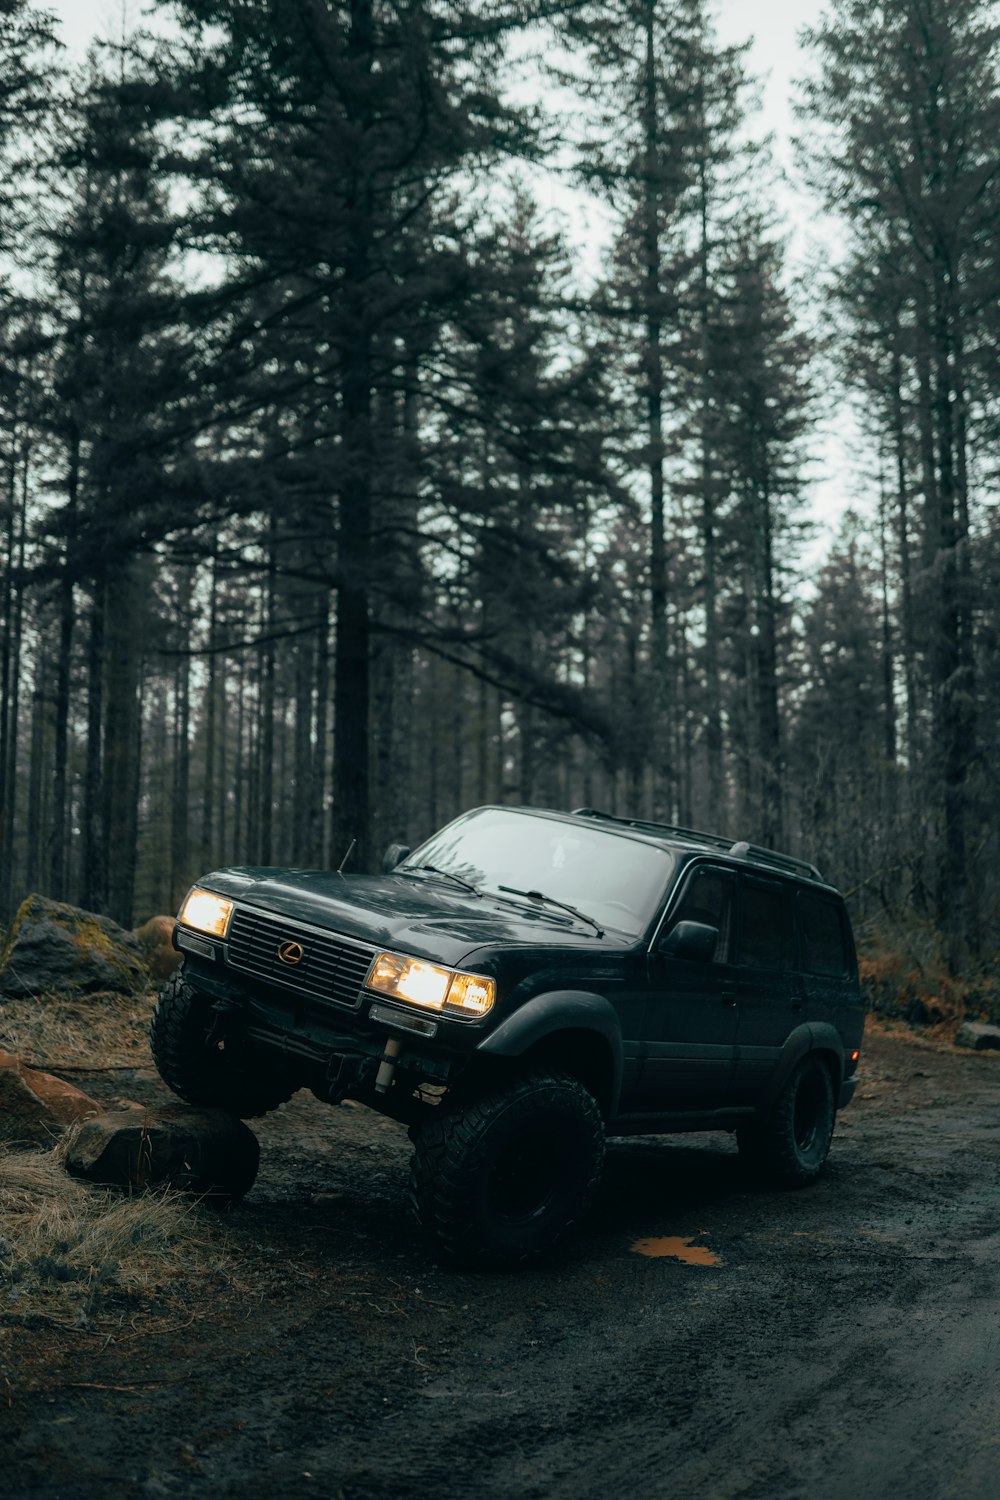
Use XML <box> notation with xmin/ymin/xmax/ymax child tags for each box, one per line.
<box><xmin>660</xmin><ymin>920</ymin><xmax>719</xmax><ymax>963</ymax></box>
<box><xmin>382</xmin><ymin>843</ymin><xmax>411</xmax><ymax>873</ymax></box>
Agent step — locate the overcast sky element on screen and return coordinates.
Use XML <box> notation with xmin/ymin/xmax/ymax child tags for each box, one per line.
<box><xmin>47</xmin><ymin>1</ymin><xmax>825</xmax><ymax>126</ymax></box>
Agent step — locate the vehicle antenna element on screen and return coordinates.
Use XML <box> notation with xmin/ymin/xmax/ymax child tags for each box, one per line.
<box><xmin>336</xmin><ymin>838</ymin><xmax>356</xmax><ymax>875</ymax></box>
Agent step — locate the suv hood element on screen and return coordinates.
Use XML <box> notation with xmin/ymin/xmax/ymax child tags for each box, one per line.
<box><xmin>197</xmin><ymin>866</ymin><xmax>621</xmax><ymax>966</ymax></box>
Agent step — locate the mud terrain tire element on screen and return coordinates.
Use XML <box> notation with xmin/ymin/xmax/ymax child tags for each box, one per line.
<box><xmin>151</xmin><ymin>970</ymin><xmax>298</xmax><ymax>1118</ymax></box>
<box><xmin>410</xmin><ymin>1072</ymin><xmax>605</xmax><ymax>1266</ymax></box>
<box><xmin>738</xmin><ymin>1054</ymin><xmax>835</xmax><ymax>1187</ymax></box>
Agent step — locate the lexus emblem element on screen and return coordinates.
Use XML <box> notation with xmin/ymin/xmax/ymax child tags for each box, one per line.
<box><xmin>277</xmin><ymin>940</ymin><xmax>304</xmax><ymax>966</ymax></box>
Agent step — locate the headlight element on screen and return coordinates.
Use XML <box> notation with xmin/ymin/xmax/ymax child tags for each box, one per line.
<box><xmin>178</xmin><ymin>888</ymin><xmax>234</xmax><ymax>939</ymax></box>
<box><xmin>365</xmin><ymin>952</ymin><xmax>495</xmax><ymax>1019</ymax></box>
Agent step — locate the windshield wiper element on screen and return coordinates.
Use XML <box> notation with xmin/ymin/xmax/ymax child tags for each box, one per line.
<box><xmin>496</xmin><ymin>885</ymin><xmax>604</xmax><ymax>937</ymax></box>
<box><xmin>403</xmin><ymin>864</ymin><xmax>481</xmax><ymax>898</ymax></box>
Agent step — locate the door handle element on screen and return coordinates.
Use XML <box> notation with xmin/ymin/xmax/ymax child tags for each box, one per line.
<box><xmin>721</xmin><ymin>990</ymin><xmax>738</xmax><ymax>1007</ymax></box>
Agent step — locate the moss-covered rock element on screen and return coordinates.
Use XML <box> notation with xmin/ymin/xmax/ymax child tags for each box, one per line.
<box><xmin>0</xmin><ymin>895</ymin><xmax>148</xmax><ymax>1000</ymax></box>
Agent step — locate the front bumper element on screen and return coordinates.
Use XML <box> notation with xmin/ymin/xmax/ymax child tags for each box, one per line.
<box><xmin>173</xmin><ymin>917</ymin><xmax>474</xmax><ymax>1100</ymax></box>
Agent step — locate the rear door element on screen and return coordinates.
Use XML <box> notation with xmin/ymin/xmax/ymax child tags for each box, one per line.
<box><xmin>796</xmin><ymin>889</ymin><xmax>855</xmax><ymax>1029</ymax></box>
<box><xmin>731</xmin><ymin>875</ymin><xmax>798</xmax><ymax>1103</ymax></box>
<box><xmin>637</xmin><ymin>863</ymin><xmax>740</xmax><ymax>1107</ymax></box>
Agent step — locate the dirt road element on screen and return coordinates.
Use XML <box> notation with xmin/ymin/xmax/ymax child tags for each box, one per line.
<box><xmin>5</xmin><ymin>1026</ymin><xmax>1000</xmax><ymax>1500</ymax></box>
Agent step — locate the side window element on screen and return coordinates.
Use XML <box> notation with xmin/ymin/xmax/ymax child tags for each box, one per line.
<box><xmin>798</xmin><ymin>893</ymin><xmax>850</xmax><ymax>976</ymax></box>
<box><xmin>737</xmin><ymin>879</ymin><xmax>794</xmax><ymax>969</ymax></box>
<box><xmin>670</xmin><ymin>867</ymin><xmax>734</xmax><ymax>962</ymax></box>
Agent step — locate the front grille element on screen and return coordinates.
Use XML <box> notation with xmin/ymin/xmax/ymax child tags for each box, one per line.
<box><xmin>226</xmin><ymin>907</ymin><xmax>376</xmax><ymax>1009</ymax></box>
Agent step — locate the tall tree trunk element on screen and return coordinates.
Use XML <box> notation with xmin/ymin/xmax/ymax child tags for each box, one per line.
<box><xmin>48</xmin><ymin>436</ymin><xmax>79</xmax><ymax>900</ymax></box>
<box><xmin>170</xmin><ymin>599</ymin><xmax>191</xmax><ymax>910</ymax></box>
<box><xmin>80</xmin><ymin>583</ymin><xmax>107</xmax><ymax>912</ymax></box>
<box><xmin>755</xmin><ymin>474</ymin><xmax>783</xmax><ymax>848</ymax></box>
<box><xmin>330</xmin><ymin>0</ymin><xmax>375</xmax><ymax>873</ymax></box>
<box><xmin>0</xmin><ymin>446</ymin><xmax>29</xmax><ymax>916</ymax></box>
<box><xmin>889</xmin><ymin>339</ymin><xmax>919</xmax><ymax>760</ymax></box>
<box><xmin>26</xmin><ymin>637</ymin><xmax>47</xmax><ymax>899</ymax></box>
<box><xmin>202</xmin><ymin>557</ymin><xmax>218</xmax><ymax>868</ymax></box>
<box><xmin>104</xmin><ymin>560</ymin><xmax>144</xmax><ymax>927</ymax></box>
<box><xmin>643</xmin><ymin>3</ymin><xmax>669</xmax><ymax>820</ymax></box>
<box><xmin>0</xmin><ymin>410</ymin><xmax>20</xmax><ymax>916</ymax></box>
<box><xmin>697</xmin><ymin>156</ymin><xmax>723</xmax><ymax>821</ymax></box>
<box><xmin>312</xmin><ymin>595</ymin><xmax>330</xmax><ymax>866</ymax></box>
<box><xmin>259</xmin><ymin>527</ymin><xmax>277</xmax><ymax>864</ymax></box>
<box><xmin>931</xmin><ymin>261</ymin><xmax>974</xmax><ymax>967</ymax></box>
<box><xmin>293</xmin><ymin>626</ymin><xmax>314</xmax><ymax>863</ymax></box>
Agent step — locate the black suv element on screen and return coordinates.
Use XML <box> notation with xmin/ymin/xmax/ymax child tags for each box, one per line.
<box><xmin>152</xmin><ymin>805</ymin><xmax>864</xmax><ymax>1264</ymax></box>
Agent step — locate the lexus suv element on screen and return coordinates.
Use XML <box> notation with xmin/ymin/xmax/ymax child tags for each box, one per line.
<box><xmin>151</xmin><ymin>806</ymin><xmax>864</xmax><ymax>1264</ymax></box>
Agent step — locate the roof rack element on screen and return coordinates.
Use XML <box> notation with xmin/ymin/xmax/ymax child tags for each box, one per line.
<box><xmin>572</xmin><ymin>809</ymin><xmax>825</xmax><ymax>884</ymax></box>
<box><xmin>727</xmin><ymin>841</ymin><xmax>825</xmax><ymax>883</ymax></box>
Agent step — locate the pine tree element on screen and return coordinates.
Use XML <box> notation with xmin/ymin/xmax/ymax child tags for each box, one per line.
<box><xmin>709</xmin><ymin>226</ymin><xmax>813</xmax><ymax>847</ymax></box>
<box><xmin>162</xmin><ymin>0</ymin><xmax>561</xmax><ymax>869</ymax></box>
<box><xmin>804</xmin><ymin>0</ymin><xmax>1000</xmax><ymax>962</ymax></box>
<box><xmin>43</xmin><ymin>36</ymin><xmax>195</xmax><ymax>921</ymax></box>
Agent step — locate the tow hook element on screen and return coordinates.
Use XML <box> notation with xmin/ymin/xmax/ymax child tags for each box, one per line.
<box><xmin>374</xmin><ymin>1037</ymin><xmax>403</xmax><ymax>1094</ymax></box>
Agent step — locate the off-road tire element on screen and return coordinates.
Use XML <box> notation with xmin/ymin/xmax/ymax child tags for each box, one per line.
<box><xmin>410</xmin><ymin>1071</ymin><xmax>605</xmax><ymax>1267</ymax></box>
<box><xmin>151</xmin><ymin>969</ymin><xmax>299</xmax><ymax>1118</ymax></box>
<box><xmin>737</xmin><ymin>1054</ymin><xmax>835</xmax><ymax>1187</ymax></box>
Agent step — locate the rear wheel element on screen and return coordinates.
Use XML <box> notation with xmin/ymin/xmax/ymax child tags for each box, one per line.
<box><xmin>410</xmin><ymin>1072</ymin><xmax>605</xmax><ymax>1266</ymax></box>
<box><xmin>738</xmin><ymin>1055</ymin><xmax>835</xmax><ymax>1187</ymax></box>
<box><xmin>151</xmin><ymin>969</ymin><xmax>299</xmax><ymax>1118</ymax></box>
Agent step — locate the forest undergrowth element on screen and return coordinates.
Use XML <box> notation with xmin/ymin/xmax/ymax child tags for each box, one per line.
<box><xmin>0</xmin><ymin>989</ymin><xmax>261</xmax><ymax>1336</ymax></box>
<box><xmin>858</xmin><ymin>916</ymin><xmax>1000</xmax><ymax>1034</ymax></box>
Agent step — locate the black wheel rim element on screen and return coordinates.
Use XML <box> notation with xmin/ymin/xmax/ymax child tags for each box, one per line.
<box><xmin>794</xmin><ymin>1067</ymin><xmax>826</xmax><ymax>1153</ymax></box>
<box><xmin>488</xmin><ymin>1121</ymin><xmax>576</xmax><ymax>1224</ymax></box>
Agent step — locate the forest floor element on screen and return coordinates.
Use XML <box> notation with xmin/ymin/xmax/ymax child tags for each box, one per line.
<box><xmin>2</xmin><ymin>1003</ymin><xmax>999</xmax><ymax>1500</ymax></box>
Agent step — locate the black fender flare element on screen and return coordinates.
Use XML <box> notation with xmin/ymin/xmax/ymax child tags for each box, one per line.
<box><xmin>762</xmin><ymin>1022</ymin><xmax>846</xmax><ymax>1111</ymax></box>
<box><xmin>475</xmin><ymin>990</ymin><xmax>624</xmax><ymax>1116</ymax></box>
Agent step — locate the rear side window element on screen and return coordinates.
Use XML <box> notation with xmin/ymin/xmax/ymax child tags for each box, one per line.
<box><xmin>798</xmin><ymin>893</ymin><xmax>850</xmax><ymax>976</ymax></box>
<box><xmin>736</xmin><ymin>879</ymin><xmax>794</xmax><ymax>969</ymax></box>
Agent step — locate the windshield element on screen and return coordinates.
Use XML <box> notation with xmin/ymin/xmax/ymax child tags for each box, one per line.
<box><xmin>402</xmin><ymin>808</ymin><xmax>674</xmax><ymax>937</ymax></box>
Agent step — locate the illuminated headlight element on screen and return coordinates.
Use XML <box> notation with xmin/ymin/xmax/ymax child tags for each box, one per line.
<box><xmin>178</xmin><ymin>888</ymin><xmax>234</xmax><ymax>940</ymax></box>
<box><xmin>365</xmin><ymin>952</ymin><xmax>495</xmax><ymax>1019</ymax></box>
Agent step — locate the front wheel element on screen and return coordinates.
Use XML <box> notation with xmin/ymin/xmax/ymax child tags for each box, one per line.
<box><xmin>410</xmin><ymin>1072</ymin><xmax>605</xmax><ymax>1266</ymax></box>
<box><xmin>150</xmin><ymin>969</ymin><xmax>299</xmax><ymax>1118</ymax></box>
<box><xmin>737</xmin><ymin>1055</ymin><xmax>835</xmax><ymax>1187</ymax></box>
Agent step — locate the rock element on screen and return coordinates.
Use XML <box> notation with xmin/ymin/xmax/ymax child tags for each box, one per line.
<box><xmin>0</xmin><ymin>894</ymin><xmax>148</xmax><ymax>1000</ymax></box>
<box><xmin>0</xmin><ymin>1050</ymin><xmax>103</xmax><ymax>1146</ymax></box>
<box><xmin>65</xmin><ymin>1105</ymin><xmax>260</xmax><ymax>1205</ymax></box>
<box><xmin>954</xmin><ymin>1021</ymin><xmax>1000</xmax><ymax>1052</ymax></box>
<box><xmin>132</xmin><ymin>915</ymin><xmax>182</xmax><ymax>982</ymax></box>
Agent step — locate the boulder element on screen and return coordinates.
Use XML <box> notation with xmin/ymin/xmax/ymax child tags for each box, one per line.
<box><xmin>954</xmin><ymin>1021</ymin><xmax>1000</xmax><ymax>1052</ymax></box>
<box><xmin>0</xmin><ymin>1050</ymin><xmax>103</xmax><ymax>1146</ymax></box>
<box><xmin>65</xmin><ymin>1105</ymin><xmax>260</xmax><ymax>1205</ymax></box>
<box><xmin>0</xmin><ymin>894</ymin><xmax>148</xmax><ymax>1000</ymax></box>
<box><xmin>132</xmin><ymin>915</ymin><xmax>182</xmax><ymax>982</ymax></box>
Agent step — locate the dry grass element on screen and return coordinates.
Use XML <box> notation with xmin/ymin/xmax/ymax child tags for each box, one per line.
<box><xmin>0</xmin><ymin>989</ymin><xmax>157</xmax><ymax>1071</ymax></box>
<box><xmin>0</xmin><ymin>1144</ymin><xmax>237</xmax><ymax>1331</ymax></box>
<box><xmin>0</xmin><ymin>990</ymin><xmax>255</xmax><ymax>1333</ymax></box>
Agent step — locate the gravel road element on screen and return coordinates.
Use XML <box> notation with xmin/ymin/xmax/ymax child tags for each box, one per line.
<box><xmin>5</xmin><ymin>1026</ymin><xmax>1000</xmax><ymax>1500</ymax></box>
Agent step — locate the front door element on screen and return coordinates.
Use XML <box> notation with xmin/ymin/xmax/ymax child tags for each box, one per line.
<box><xmin>637</xmin><ymin>864</ymin><xmax>740</xmax><ymax>1108</ymax></box>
